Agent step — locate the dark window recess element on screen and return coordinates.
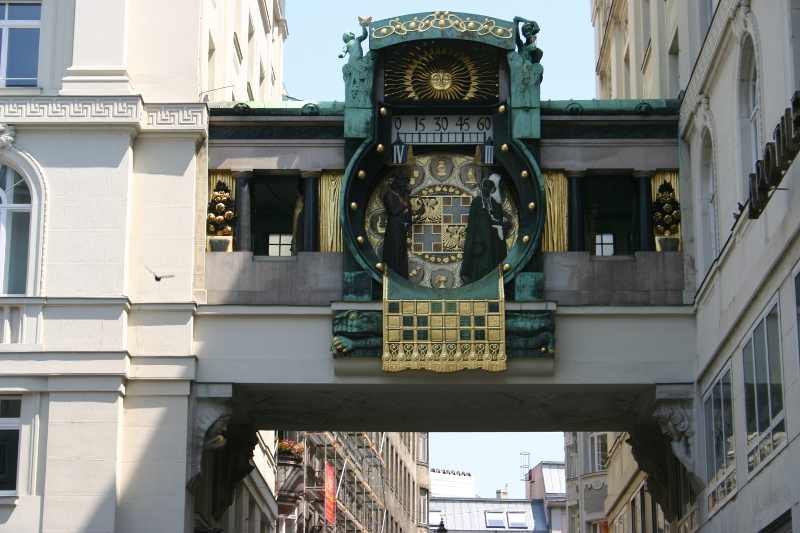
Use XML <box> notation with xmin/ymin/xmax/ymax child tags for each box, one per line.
<box><xmin>251</xmin><ymin>176</ymin><xmax>304</xmax><ymax>256</ymax></box>
<box><xmin>0</xmin><ymin>399</ymin><xmax>20</xmax><ymax>418</ymax></box>
<box><xmin>759</xmin><ymin>510</ymin><xmax>792</xmax><ymax>533</ymax></box>
<box><xmin>0</xmin><ymin>429</ymin><xmax>19</xmax><ymax>491</ymax></box>
<box><xmin>582</xmin><ymin>176</ymin><xmax>640</xmax><ymax>255</ymax></box>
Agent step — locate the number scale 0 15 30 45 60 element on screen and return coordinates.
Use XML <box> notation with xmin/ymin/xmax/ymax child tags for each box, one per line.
<box><xmin>392</xmin><ymin>115</ymin><xmax>493</xmax><ymax>145</ymax></box>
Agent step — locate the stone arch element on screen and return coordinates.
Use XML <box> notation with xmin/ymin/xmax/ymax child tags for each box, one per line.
<box><xmin>0</xmin><ymin>127</ymin><xmax>49</xmax><ymax>295</ymax></box>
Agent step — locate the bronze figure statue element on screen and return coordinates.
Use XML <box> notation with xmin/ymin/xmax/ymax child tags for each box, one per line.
<box><xmin>460</xmin><ymin>173</ymin><xmax>508</xmax><ymax>284</ymax></box>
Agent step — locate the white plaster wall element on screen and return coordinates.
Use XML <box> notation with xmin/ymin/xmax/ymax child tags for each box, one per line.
<box><xmin>128</xmin><ymin>137</ymin><xmax>199</xmax><ymax>303</ymax></box>
<box><xmin>41</xmin><ymin>392</ymin><xmax>122</xmax><ymax>533</ymax></box>
<box><xmin>126</xmin><ymin>0</ymin><xmax>202</xmax><ymax>102</ymax></box>
<box><xmin>16</xmin><ymin>129</ymin><xmax>133</xmax><ymax>297</ymax></box>
<box><xmin>116</xmin><ymin>383</ymin><xmax>190</xmax><ymax>533</ymax></box>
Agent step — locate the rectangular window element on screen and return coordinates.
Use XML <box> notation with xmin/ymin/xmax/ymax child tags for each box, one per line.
<box><xmin>0</xmin><ymin>2</ymin><xmax>41</xmax><ymax>87</ymax></box>
<box><xmin>743</xmin><ymin>304</ymin><xmax>786</xmax><ymax>472</ymax></box>
<box><xmin>417</xmin><ymin>432</ymin><xmax>428</xmax><ymax>464</ymax></box>
<box><xmin>267</xmin><ymin>234</ymin><xmax>292</xmax><ymax>256</ymax></box>
<box><xmin>418</xmin><ymin>489</ymin><xmax>428</xmax><ymax>525</ymax></box>
<box><xmin>0</xmin><ymin>397</ymin><xmax>20</xmax><ymax>493</ymax></box>
<box><xmin>595</xmin><ymin>233</ymin><xmax>615</xmax><ymax>256</ymax></box>
<box><xmin>485</xmin><ymin>511</ymin><xmax>506</xmax><ymax>528</ymax></box>
<box><xmin>507</xmin><ymin>512</ymin><xmax>527</xmax><ymax>529</ymax></box>
<box><xmin>589</xmin><ymin>432</ymin><xmax>608</xmax><ymax>472</ymax></box>
<box><xmin>704</xmin><ymin>365</ymin><xmax>736</xmax><ymax>512</ymax></box>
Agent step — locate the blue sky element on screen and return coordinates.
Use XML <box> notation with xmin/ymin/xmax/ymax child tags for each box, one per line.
<box><xmin>430</xmin><ymin>433</ymin><xmax>565</xmax><ymax>499</ymax></box>
<box><xmin>283</xmin><ymin>1</ymin><xmax>592</xmax><ymax>500</ymax></box>
<box><xmin>283</xmin><ymin>0</ymin><xmax>596</xmax><ymax>102</ymax></box>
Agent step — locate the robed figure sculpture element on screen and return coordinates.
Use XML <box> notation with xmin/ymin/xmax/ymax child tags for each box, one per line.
<box><xmin>381</xmin><ymin>174</ymin><xmax>412</xmax><ymax>278</ymax></box>
<box><xmin>460</xmin><ymin>174</ymin><xmax>508</xmax><ymax>285</ymax></box>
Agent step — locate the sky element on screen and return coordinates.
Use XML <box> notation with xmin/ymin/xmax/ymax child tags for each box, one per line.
<box><xmin>283</xmin><ymin>0</ymin><xmax>596</xmax><ymax>102</ymax></box>
<box><xmin>282</xmin><ymin>2</ymin><xmax>591</xmax><ymax>502</ymax></box>
<box><xmin>430</xmin><ymin>433</ymin><xmax>565</xmax><ymax>499</ymax></box>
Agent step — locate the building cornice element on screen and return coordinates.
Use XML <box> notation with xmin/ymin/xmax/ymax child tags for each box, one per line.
<box><xmin>0</xmin><ymin>96</ymin><xmax>208</xmax><ymax>137</ymax></box>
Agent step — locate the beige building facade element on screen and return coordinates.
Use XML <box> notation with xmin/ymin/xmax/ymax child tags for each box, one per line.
<box><xmin>592</xmin><ymin>0</ymin><xmax>800</xmax><ymax>532</ymax></box>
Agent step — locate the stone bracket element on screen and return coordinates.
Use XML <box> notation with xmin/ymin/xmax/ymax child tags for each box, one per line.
<box><xmin>652</xmin><ymin>384</ymin><xmax>699</xmax><ymax>482</ymax></box>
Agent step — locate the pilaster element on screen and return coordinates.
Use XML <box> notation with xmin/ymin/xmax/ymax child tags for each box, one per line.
<box><xmin>60</xmin><ymin>0</ymin><xmax>133</xmax><ymax>95</ymax></box>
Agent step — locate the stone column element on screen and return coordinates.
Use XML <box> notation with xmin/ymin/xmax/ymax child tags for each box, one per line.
<box><xmin>61</xmin><ymin>0</ymin><xmax>133</xmax><ymax>94</ymax></box>
<box><xmin>567</xmin><ymin>172</ymin><xmax>585</xmax><ymax>252</ymax></box>
<box><xmin>636</xmin><ymin>171</ymin><xmax>654</xmax><ymax>251</ymax></box>
<box><xmin>234</xmin><ymin>172</ymin><xmax>253</xmax><ymax>252</ymax></box>
<box><xmin>301</xmin><ymin>172</ymin><xmax>320</xmax><ymax>252</ymax></box>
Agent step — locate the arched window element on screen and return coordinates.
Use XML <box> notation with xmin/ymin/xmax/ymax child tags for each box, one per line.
<box><xmin>739</xmin><ymin>35</ymin><xmax>762</xmax><ymax>200</ymax></box>
<box><xmin>700</xmin><ymin>130</ymin><xmax>719</xmax><ymax>272</ymax></box>
<box><xmin>0</xmin><ymin>164</ymin><xmax>31</xmax><ymax>294</ymax></box>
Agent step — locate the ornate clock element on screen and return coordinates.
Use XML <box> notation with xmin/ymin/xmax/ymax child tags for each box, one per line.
<box><xmin>332</xmin><ymin>11</ymin><xmax>554</xmax><ymax>372</ymax></box>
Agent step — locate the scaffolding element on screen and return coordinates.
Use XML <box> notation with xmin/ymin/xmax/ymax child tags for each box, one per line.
<box><xmin>277</xmin><ymin>431</ymin><xmax>389</xmax><ymax>533</ymax></box>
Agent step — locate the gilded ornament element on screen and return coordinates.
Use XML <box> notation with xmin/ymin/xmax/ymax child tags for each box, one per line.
<box><xmin>350</xmin><ymin>201</ymin><xmax>359</xmax><ymax>211</ymax></box>
<box><xmin>379</xmin><ymin>107</ymin><xmax>388</xmax><ymax>116</ymax></box>
<box><xmin>221</xmin><ymin>226</ymin><xmax>233</xmax><ymax>236</ymax></box>
<box><xmin>215</xmin><ymin>215</ymin><xmax>225</xmax><ymax>225</ymax></box>
<box><xmin>371</xmin><ymin>12</ymin><xmax>514</xmax><ymax>40</ymax></box>
<box><xmin>500</xmin><ymin>144</ymin><xmax>509</xmax><ymax>152</ymax></box>
<box><xmin>224</xmin><ymin>211</ymin><xmax>234</xmax><ymax>221</ymax></box>
<box><xmin>521</xmin><ymin>170</ymin><xmax>529</xmax><ymax>178</ymax></box>
<box><xmin>216</xmin><ymin>202</ymin><xmax>226</xmax><ymax>213</ymax></box>
<box><xmin>502</xmin><ymin>263</ymin><xmax>511</xmax><ymax>272</ymax></box>
<box><xmin>356</xmin><ymin>235</ymin><xmax>365</xmax><ymax>245</ymax></box>
<box><xmin>528</xmin><ymin>202</ymin><xmax>536</xmax><ymax>210</ymax></box>
<box><xmin>377</xmin><ymin>144</ymin><xmax>385</xmax><ymax>153</ymax></box>
<box><xmin>498</xmin><ymin>104</ymin><xmax>507</xmax><ymax>113</ymax></box>
<box><xmin>207</xmin><ymin>213</ymin><xmax>215</xmax><ymax>222</ymax></box>
<box><xmin>383</xmin><ymin>42</ymin><xmax>498</xmax><ymax>102</ymax></box>
<box><xmin>376</xmin><ymin>262</ymin><xmax>385</xmax><ymax>272</ymax></box>
<box><xmin>358</xmin><ymin>169</ymin><xmax>367</xmax><ymax>179</ymax></box>
<box><xmin>522</xmin><ymin>235</ymin><xmax>530</xmax><ymax>244</ymax></box>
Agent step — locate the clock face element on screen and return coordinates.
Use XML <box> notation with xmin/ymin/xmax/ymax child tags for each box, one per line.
<box><xmin>364</xmin><ymin>153</ymin><xmax>518</xmax><ymax>288</ymax></box>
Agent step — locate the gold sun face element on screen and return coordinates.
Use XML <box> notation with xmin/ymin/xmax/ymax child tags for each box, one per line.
<box><xmin>383</xmin><ymin>42</ymin><xmax>499</xmax><ymax>103</ymax></box>
<box><xmin>430</xmin><ymin>71</ymin><xmax>453</xmax><ymax>92</ymax></box>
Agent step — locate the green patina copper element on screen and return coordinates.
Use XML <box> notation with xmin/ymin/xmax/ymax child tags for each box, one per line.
<box><xmin>369</xmin><ymin>11</ymin><xmax>515</xmax><ymax>51</ymax></box>
<box><xmin>341</xmin><ymin>19</ymin><xmax>376</xmax><ymax>139</ymax></box>
<box><xmin>541</xmin><ymin>99</ymin><xmax>680</xmax><ymax>115</ymax></box>
<box><xmin>331</xmin><ymin>310</ymin><xmax>382</xmax><ymax>357</ymax></box>
<box><xmin>330</xmin><ymin>309</ymin><xmax>555</xmax><ymax>359</ymax></box>
<box><xmin>508</xmin><ymin>17</ymin><xmax>543</xmax><ymax>140</ymax></box>
<box><xmin>514</xmin><ymin>272</ymin><xmax>545</xmax><ymax>302</ymax></box>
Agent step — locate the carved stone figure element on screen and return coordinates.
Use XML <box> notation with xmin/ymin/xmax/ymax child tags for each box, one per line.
<box><xmin>331</xmin><ymin>310</ymin><xmax>382</xmax><ymax>357</ymax></box>
<box><xmin>0</xmin><ymin>124</ymin><xmax>16</xmax><ymax>149</ymax></box>
<box><xmin>460</xmin><ymin>174</ymin><xmax>508</xmax><ymax>284</ymax></box>
<box><xmin>381</xmin><ymin>173</ymin><xmax>412</xmax><ymax>278</ymax></box>
<box><xmin>341</xmin><ymin>17</ymin><xmax>376</xmax><ymax>109</ymax></box>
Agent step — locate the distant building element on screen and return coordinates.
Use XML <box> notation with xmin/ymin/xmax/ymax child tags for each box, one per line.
<box><xmin>429</xmin><ymin>496</ymin><xmax>549</xmax><ymax>533</ymax></box>
<box><xmin>525</xmin><ymin>461</ymin><xmax>567</xmax><ymax>533</ymax></box>
<box><xmin>563</xmin><ymin>432</ymin><xmax>610</xmax><ymax>533</ymax></box>
<box><xmin>430</xmin><ymin>468</ymin><xmax>477</xmax><ymax>498</ymax></box>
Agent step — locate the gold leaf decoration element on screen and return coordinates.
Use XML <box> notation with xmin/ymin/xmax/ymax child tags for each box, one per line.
<box><xmin>384</xmin><ymin>42</ymin><xmax>499</xmax><ymax>103</ymax></box>
<box><xmin>372</xmin><ymin>11</ymin><xmax>513</xmax><ymax>40</ymax></box>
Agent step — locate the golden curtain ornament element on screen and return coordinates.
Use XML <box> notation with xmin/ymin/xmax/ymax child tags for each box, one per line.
<box><xmin>319</xmin><ymin>172</ymin><xmax>344</xmax><ymax>253</ymax></box>
<box><xmin>651</xmin><ymin>170</ymin><xmax>681</xmax><ymax>251</ymax></box>
<box><xmin>651</xmin><ymin>170</ymin><xmax>679</xmax><ymax>202</ymax></box>
<box><xmin>542</xmin><ymin>171</ymin><xmax>568</xmax><ymax>252</ymax></box>
<box><xmin>209</xmin><ymin>169</ymin><xmax>235</xmax><ymax>201</ymax></box>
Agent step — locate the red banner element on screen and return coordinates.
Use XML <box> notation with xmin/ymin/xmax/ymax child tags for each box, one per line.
<box><xmin>325</xmin><ymin>462</ymin><xmax>336</xmax><ymax>526</ymax></box>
